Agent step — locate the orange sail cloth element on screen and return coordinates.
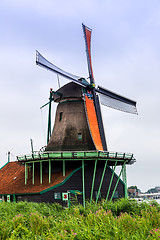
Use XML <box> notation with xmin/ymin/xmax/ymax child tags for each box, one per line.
<box><xmin>85</xmin><ymin>95</ymin><xmax>103</xmax><ymax>151</ymax></box>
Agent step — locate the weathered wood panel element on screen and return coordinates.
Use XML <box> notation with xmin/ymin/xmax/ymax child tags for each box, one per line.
<box><xmin>17</xmin><ymin>161</ymin><xmax>125</xmax><ymax>205</ymax></box>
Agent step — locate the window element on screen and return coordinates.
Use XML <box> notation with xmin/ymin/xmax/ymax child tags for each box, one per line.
<box><xmin>54</xmin><ymin>192</ymin><xmax>61</xmax><ymax>200</ymax></box>
<box><xmin>59</xmin><ymin>112</ymin><xmax>63</xmax><ymax>121</ymax></box>
<box><xmin>78</xmin><ymin>133</ymin><xmax>82</xmax><ymax>140</ymax></box>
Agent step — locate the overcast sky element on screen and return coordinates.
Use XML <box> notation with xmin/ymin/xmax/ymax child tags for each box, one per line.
<box><xmin>0</xmin><ymin>0</ymin><xmax>160</xmax><ymax>192</ymax></box>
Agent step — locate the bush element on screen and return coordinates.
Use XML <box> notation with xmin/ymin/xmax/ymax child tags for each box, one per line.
<box><xmin>0</xmin><ymin>199</ymin><xmax>159</xmax><ymax>239</ymax></box>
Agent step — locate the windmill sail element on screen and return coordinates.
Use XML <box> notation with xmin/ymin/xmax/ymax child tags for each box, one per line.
<box><xmin>36</xmin><ymin>51</ymin><xmax>87</xmax><ymax>88</ymax></box>
<box><xmin>93</xmin><ymin>93</ymin><xmax>107</xmax><ymax>151</ymax></box>
<box><xmin>82</xmin><ymin>24</ymin><xmax>95</xmax><ymax>84</ymax></box>
<box><xmin>84</xmin><ymin>94</ymin><xmax>103</xmax><ymax>151</ymax></box>
<box><xmin>82</xmin><ymin>24</ymin><xmax>107</xmax><ymax>150</ymax></box>
<box><xmin>96</xmin><ymin>86</ymin><xmax>138</xmax><ymax>114</ymax></box>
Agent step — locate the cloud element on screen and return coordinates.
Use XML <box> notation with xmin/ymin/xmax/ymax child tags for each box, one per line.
<box><xmin>0</xmin><ymin>0</ymin><xmax>160</xmax><ymax>192</ymax></box>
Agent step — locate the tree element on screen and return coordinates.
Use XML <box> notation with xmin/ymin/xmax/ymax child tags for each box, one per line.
<box><xmin>128</xmin><ymin>186</ymin><xmax>138</xmax><ymax>190</ymax></box>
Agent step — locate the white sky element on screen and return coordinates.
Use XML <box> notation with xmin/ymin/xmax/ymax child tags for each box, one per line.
<box><xmin>0</xmin><ymin>0</ymin><xmax>160</xmax><ymax>192</ymax></box>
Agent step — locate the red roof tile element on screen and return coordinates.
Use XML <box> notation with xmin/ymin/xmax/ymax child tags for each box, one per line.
<box><xmin>0</xmin><ymin>161</ymin><xmax>73</xmax><ymax>195</ymax></box>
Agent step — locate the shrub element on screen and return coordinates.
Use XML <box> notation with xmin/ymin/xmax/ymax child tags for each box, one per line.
<box><xmin>0</xmin><ymin>199</ymin><xmax>159</xmax><ymax>239</ymax></box>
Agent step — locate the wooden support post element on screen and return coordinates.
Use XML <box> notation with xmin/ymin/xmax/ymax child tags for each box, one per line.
<box><xmin>25</xmin><ymin>163</ymin><xmax>27</xmax><ymax>185</ymax></box>
<box><xmin>90</xmin><ymin>159</ymin><xmax>97</xmax><ymax>203</ymax></box>
<box><xmin>105</xmin><ymin>161</ymin><xmax>117</xmax><ymax>202</ymax></box>
<box><xmin>96</xmin><ymin>160</ymin><xmax>108</xmax><ymax>203</ymax></box>
<box><xmin>63</xmin><ymin>160</ymin><xmax>65</xmax><ymax>176</ymax></box>
<box><xmin>110</xmin><ymin>163</ymin><xmax>125</xmax><ymax>201</ymax></box>
<box><xmin>49</xmin><ymin>160</ymin><xmax>51</xmax><ymax>183</ymax></box>
<box><xmin>13</xmin><ymin>194</ymin><xmax>16</xmax><ymax>203</ymax></box>
<box><xmin>82</xmin><ymin>160</ymin><xmax>85</xmax><ymax>208</ymax></box>
<box><xmin>32</xmin><ymin>162</ymin><xmax>35</xmax><ymax>185</ymax></box>
<box><xmin>47</xmin><ymin>89</ymin><xmax>52</xmax><ymax>144</ymax></box>
<box><xmin>8</xmin><ymin>151</ymin><xmax>10</xmax><ymax>163</ymax></box>
<box><xmin>30</xmin><ymin>138</ymin><xmax>34</xmax><ymax>154</ymax></box>
<box><xmin>122</xmin><ymin>163</ymin><xmax>128</xmax><ymax>199</ymax></box>
<box><xmin>40</xmin><ymin>161</ymin><xmax>43</xmax><ymax>184</ymax></box>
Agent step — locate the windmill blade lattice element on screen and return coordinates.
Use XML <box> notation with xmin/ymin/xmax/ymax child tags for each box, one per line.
<box><xmin>96</xmin><ymin>86</ymin><xmax>137</xmax><ymax>114</ymax></box>
<box><xmin>82</xmin><ymin>23</ymin><xmax>95</xmax><ymax>84</ymax></box>
<box><xmin>36</xmin><ymin>26</ymin><xmax>137</xmax><ymax>115</ymax></box>
<box><xmin>36</xmin><ymin>51</ymin><xmax>88</xmax><ymax>88</ymax></box>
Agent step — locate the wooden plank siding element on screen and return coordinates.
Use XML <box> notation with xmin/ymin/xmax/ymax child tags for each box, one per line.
<box><xmin>15</xmin><ymin>161</ymin><xmax>125</xmax><ymax>205</ymax></box>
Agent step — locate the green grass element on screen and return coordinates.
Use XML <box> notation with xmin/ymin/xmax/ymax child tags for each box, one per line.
<box><xmin>0</xmin><ymin>199</ymin><xmax>159</xmax><ymax>239</ymax></box>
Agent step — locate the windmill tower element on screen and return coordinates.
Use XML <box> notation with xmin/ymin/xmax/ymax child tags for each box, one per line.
<box><xmin>45</xmin><ymin>81</ymin><xmax>106</xmax><ymax>152</ymax></box>
<box><xmin>15</xmin><ymin>24</ymin><xmax>137</xmax><ymax>206</ymax></box>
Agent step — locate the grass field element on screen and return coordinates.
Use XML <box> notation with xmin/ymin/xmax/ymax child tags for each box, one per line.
<box><xmin>0</xmin><ymin>199</ymin><xmax>160</xmax><ymax>239</ymax></box>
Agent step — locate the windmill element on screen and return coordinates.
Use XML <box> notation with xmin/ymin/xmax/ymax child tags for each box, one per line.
<box><xmin>36</xmin><ymin>24</ymin><xmax>137</xmax><ymax>153</ymax></box>
<box><xmin>12</xmin><ymin>24</ymin><xmax>137</xmax><ymax>206</ymax></box>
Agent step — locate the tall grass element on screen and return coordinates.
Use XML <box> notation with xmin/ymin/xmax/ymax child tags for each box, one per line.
<box><xmin>0</xmin><ymin>199</ymin><xmax>159</xmax><ymax>239</ymax></box>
